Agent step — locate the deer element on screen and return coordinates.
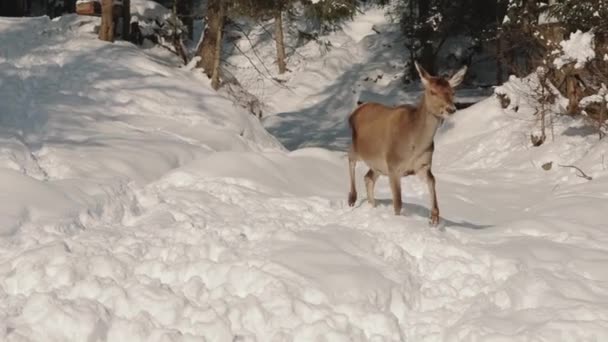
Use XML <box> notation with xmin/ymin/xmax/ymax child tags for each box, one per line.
<box><xmin>347</xmin><ymin>61</ymin><xmax>467</xmax><ymax>226</ymax></box>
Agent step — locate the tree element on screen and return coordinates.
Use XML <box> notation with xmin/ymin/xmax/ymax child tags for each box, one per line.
<box><xmin>210</xmin><ymin>1</ymin><xmax>225</xmax><ymax>90</ymax></box>
<box><xmin>274</xmin><ymin>9</ymin><xmax>287</xmax><ymax>74</ymax></box>
<box><xmin>99</xmin><ymin>0</ymin><xmax>115</xmax><ymax>42</ymax></box>
<box><xmin>196</xmin><ymin>0</ymin><xmax>225</xmax><ymax>80</ymax></box>
<box><xmin>122</xmin><ymin>0</ymin><xmax>131</xmax><ymax>39</ymax></box>
<box><xmin>546</xmin><ymin>0</ymin><xmax>608</xmax><ymax>35</ymax></box>
<box><xmin>500</xmin><ymin>0</ymin><xmax>546</xmax><ymax>75</ymax></box>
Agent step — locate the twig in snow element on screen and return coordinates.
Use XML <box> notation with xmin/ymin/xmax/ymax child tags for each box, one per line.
<box><xmin>558</xmin><ymin>164</ymin><xmax>593</xmax><ymax>180</ymax></box>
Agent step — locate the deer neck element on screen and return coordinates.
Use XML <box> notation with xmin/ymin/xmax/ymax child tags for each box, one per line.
<box><xmin>414</xmin><ymin>93</ymin><xmax>442</xmax><ymax>143</ymax></box>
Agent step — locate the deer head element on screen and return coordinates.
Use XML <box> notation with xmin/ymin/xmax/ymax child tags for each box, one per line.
<box><xmin>415</xmin><ymin>62</ymin><xmax>467</xmax><ymax>119</ymax></box>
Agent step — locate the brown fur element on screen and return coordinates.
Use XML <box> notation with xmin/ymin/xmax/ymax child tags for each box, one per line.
<box><xmin>347</xmin><ymin>62</ymin><xmax>467</xmax><ymax>226</ymax></box>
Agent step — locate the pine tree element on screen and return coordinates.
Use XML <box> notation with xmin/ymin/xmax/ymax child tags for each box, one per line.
<box><xmin>547</xmin><ymin>0</ymin><xmax>608</xmax><ymax>34</ymax></box>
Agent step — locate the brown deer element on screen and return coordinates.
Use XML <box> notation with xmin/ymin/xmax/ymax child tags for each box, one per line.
<box><xmin>347</xmin><ymin>62</ymin><xmax>467</xmax><ymax>226</ymax></box>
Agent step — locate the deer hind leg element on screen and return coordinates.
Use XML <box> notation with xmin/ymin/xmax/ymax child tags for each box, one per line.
<box><xmin>364</xmin><ymin>169</ymin><xmax>379</xmax><ymax>207</ymax></box>
<box><xmin>347</xmin><ymin>150</ymin><xmax>357</xmax><ymax>207</ymax></box>
<box><xmin>419</xmin><ymin>167</ymin><xmax>440</xmax><ymax>226</ymax></box>
<box><xmin>388</xmin><ymin>172</ymin><xmax>402</xmax><ymax>215</ymax></box>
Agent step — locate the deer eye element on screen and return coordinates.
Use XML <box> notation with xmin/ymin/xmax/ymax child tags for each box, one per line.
<box><xmin>429</xmin><ymin>90</ymin><xmax>438</xmax><ymax>96</ymax></box>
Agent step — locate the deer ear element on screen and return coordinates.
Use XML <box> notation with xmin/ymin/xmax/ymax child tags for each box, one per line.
<box><xmin>448</xmin><ymin>65</ymin><xmax>468</xmax><ymax>88</ymax></box>
<box><xmin>414</xmin><ymin>61</ymin><xmax>431</xmax><ymax>87</ymax></box>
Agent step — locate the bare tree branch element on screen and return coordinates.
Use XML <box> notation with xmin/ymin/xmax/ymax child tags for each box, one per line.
<box><xmin>558</xmin><ymin>164</ymin><xmax>593</xmax><ymax>180</ymax></box>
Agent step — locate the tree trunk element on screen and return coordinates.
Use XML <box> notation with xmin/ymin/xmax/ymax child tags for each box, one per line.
<box><xmin>122</xmin><ymin>0</ymin><xmax>131</xmax><ymax>39</ymax></box>
<box><xmin>496</xmin><ymin>34</ymin><xmax>503</xmax><ymax>84</ymax></box>
<box><xmin>275</xmin><ymin>11</ymin><xmax>287</xmax><ymax>74</ymax></box>
<box><xmin>99</xmin><ymin>0</ymin><xmax>114</xmax><ymax>42</ymax></box>
<box><xmin>210</xmin><ymin>2</ymin><xmax>225</xmax><ymax>90</ymax></box>
<box><xmin>565</xmin><ymin>74</ymin><xmax>582</xmax><ymax>115</ymax></box>
<box><xmin>196</xmin><ymin>0</ymin><xmax>223</xmax><ymax>78</ymax></box>
<box><xmin>496</xmin><ymin>6</ymin><xmax>503</xmax><ymax>85</ymax></box>
<box><xmin>177</xmin><ymin>0</ymin><xmax>193</xmax><ymax>40</ymax></box>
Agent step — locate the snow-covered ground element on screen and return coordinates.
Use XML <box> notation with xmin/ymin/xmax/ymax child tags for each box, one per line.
<box><xmin>1</xmin><ymin>6</ymin><xmax>608</xmax><ymax>342</ymax></box>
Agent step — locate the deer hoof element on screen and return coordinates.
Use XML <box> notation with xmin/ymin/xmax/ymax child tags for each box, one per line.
<box><xmin>429</xmin><ymin>212</ymin><xmax>440</xmax><ymax>226</ymax></box>
<box><xmin>348</xmin><ymin>192</ymin><xmax>357</xmax><ymax>207</ymax></box>
<box><xmin>429</xmin><ymin>207</ymin><xmax>440</xmax><ymax>225</ymax></box>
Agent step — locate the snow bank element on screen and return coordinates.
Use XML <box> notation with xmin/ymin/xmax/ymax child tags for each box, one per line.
<box><xmin>433</xmin><ymin>71</ymin><xmax>606</xmax><ymax>176</ymax></box>
<box><xmin>0</xmin><ymin>14</ymin><xmax>280</xmax><ymax>236</ymax></box>
<box><xmin>580</xmin><ymin>84</ymin><xmax>608</xmax><ymax>108</ymax></box>
<box><xmin>494</xmin><ymin>70</ymin><xmax>569</xmax><ymax>115</ymax></box>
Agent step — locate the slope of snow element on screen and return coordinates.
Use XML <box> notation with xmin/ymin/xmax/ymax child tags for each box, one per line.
<box><xmin>1</xmin><ymin>7</ymin><xmax>608</xmax><ymax>342</ymax></box>
<box><xmin>0</xmin><ymin>14</ymin><xmax>280</xmax><ymax>245</ymax></box>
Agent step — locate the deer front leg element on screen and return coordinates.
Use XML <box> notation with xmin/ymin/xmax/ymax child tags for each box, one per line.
<box><xmin>364</xmin><ymin>169</ymin><xmax>379</xmax><ymax>207</ymax></box>
<box><xmin>388</xmin><ymin>172</ymin><xmax>402</xmax><ymax>215</ymax></box>
<box><xmin>348</xmin><ymin>155</ymin><xmax>357</xmax><ymax>207</ymax></box>
<box><xmin>419</xmin><ymin>167</ymin><xmax>439</xmax><ymax>226</ymax></box>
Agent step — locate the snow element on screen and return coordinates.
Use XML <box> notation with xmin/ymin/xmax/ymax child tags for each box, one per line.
<box><xmin>494</xmin><ymin>70</ymin><xmax>569</xmax><ymax>117</ymax></box>
<box><xmin>580</xmin><ymin>85</ymin><xmax>608</xmax><ymax>133</ymax></box>
<box><xmin>2</xmin><ymin>6</ymin><xmax>608</xmax><ymax>342</ymax></box>
<box><xmin>130</xmin><ymin>0</ymin><xmax>171</xmax><ymax>22</ymax></box>
<box><xmin>553</xmin><ymin>29</ymin><xmax>596</xmax><ymax>69</ymax></box>
<box><xmin>341</xmin><ymin>7</ymin><xmax>387</xmax><ymax>43</ymax></box>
